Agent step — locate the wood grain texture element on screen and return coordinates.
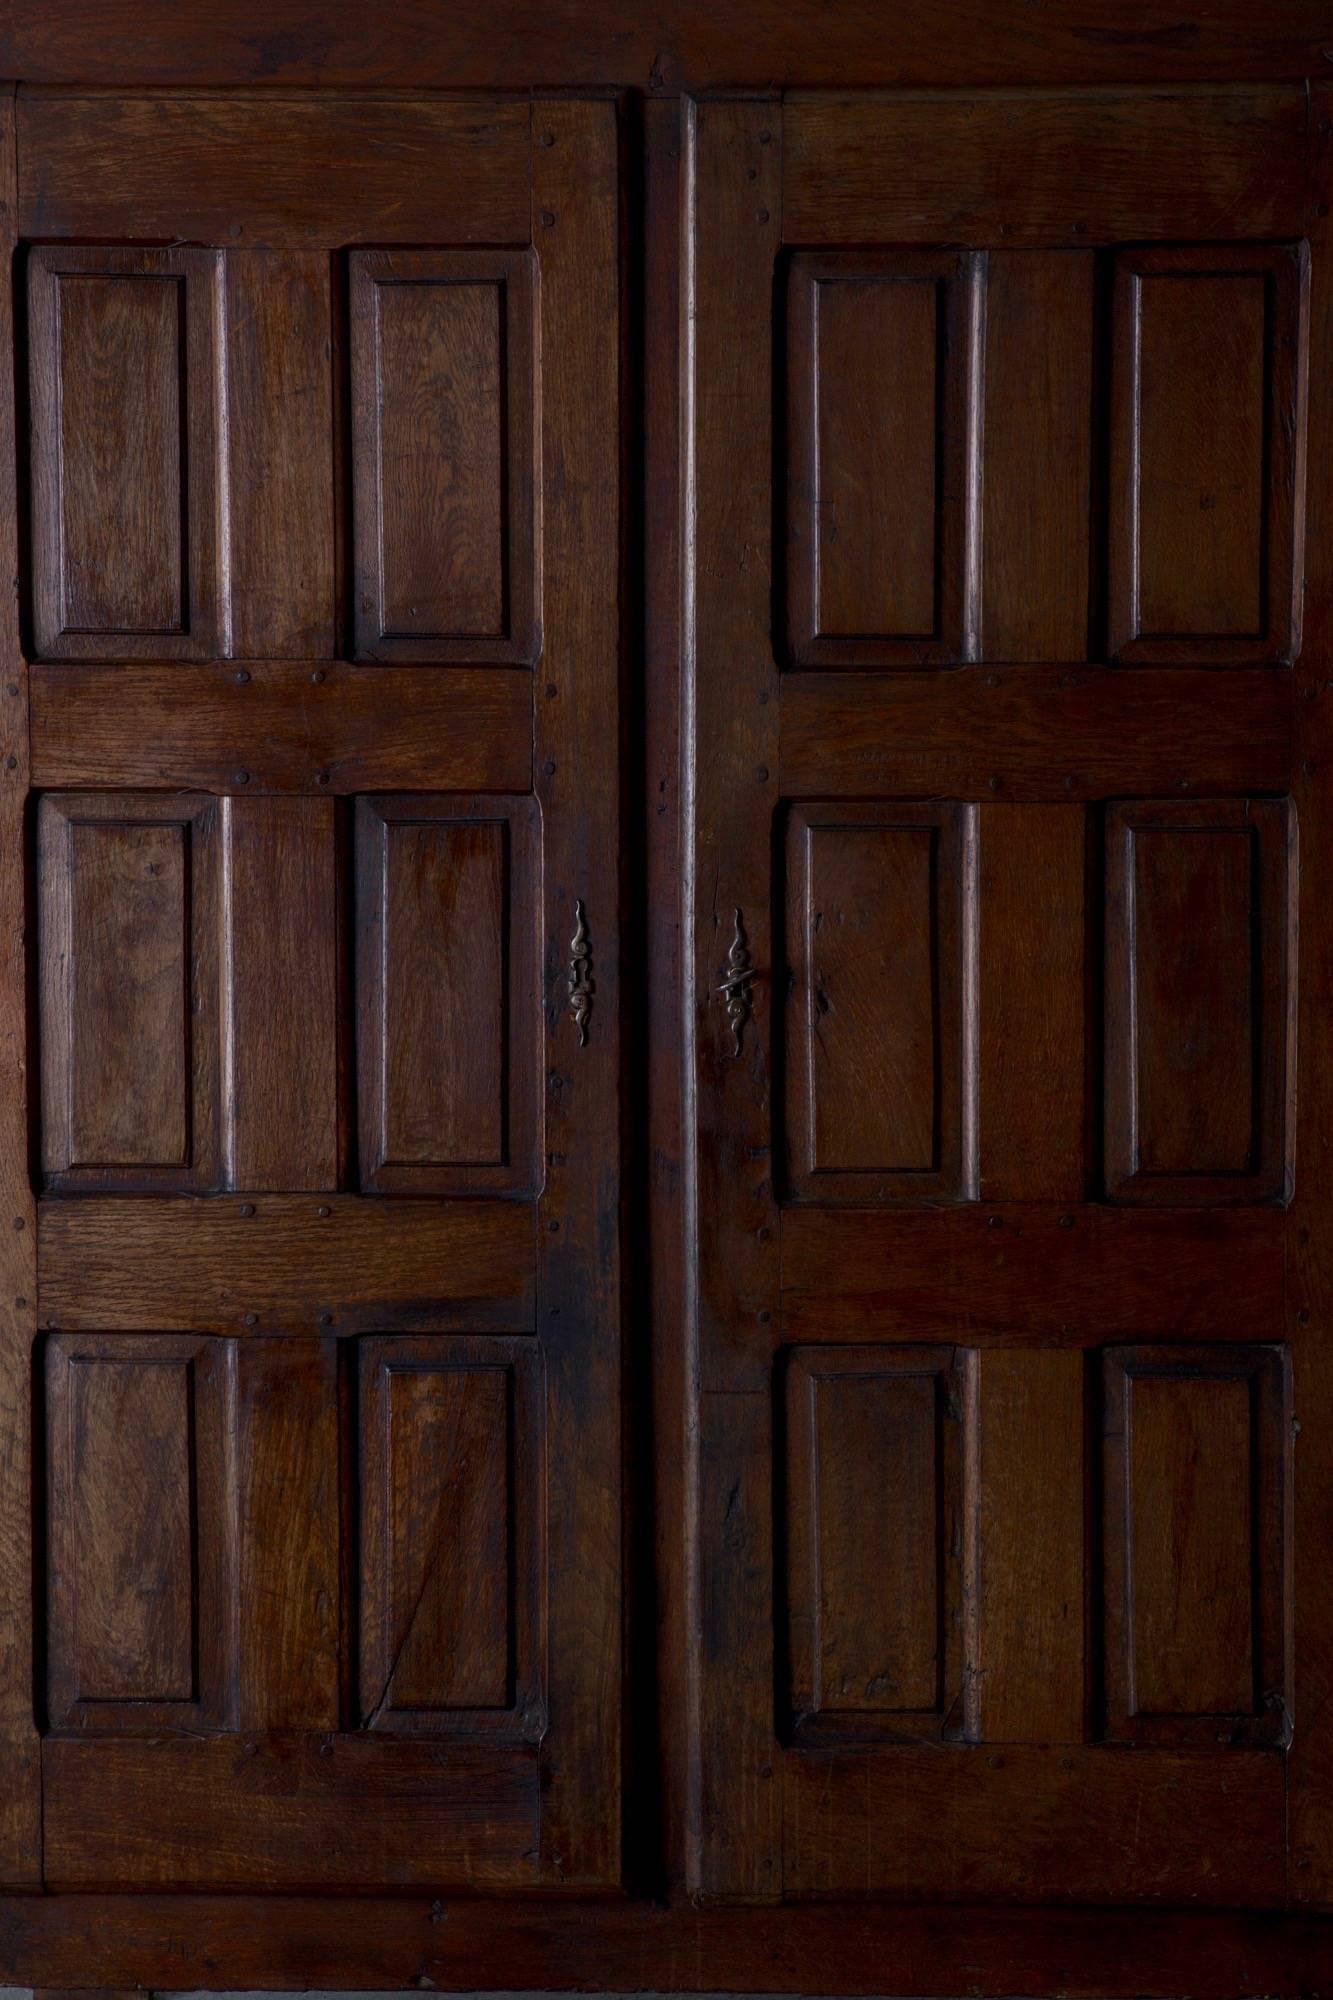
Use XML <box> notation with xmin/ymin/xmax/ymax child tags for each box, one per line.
<box><xmin>784</xmin><ymin>1743</ymin><xmax>1284</xmax><ymax>1904</ymax></box>
<box><xmin>963</xmin><ymin>1349</ymin><xmax>1085</xmax><ymax>1744</ymax></box>
<box><xmin>979</xmin><ymin>253</ymin><xmax>1094</xmax><ymax>662</ymax></box>
<box><xmin>1104</xmin><ymin>799</ymin><xmax>1295</xmax><ymax>1204</ymax></box>
<box><xmin>978</xmin><ymin>806</ymin><xmax>1087</xmax><ymax>1201</ymax></box>
<box><xmin>224</xmin><ymin>250</ymin><xmax>336</xmax><ymax>657</ymax></box>
<box><xmin>685</xmin><ymin>94</ymin><xmax>783</xmax><ymax>1897</ymax></box>
<box><xmin>235</xmin><ymin>1338</ymin><xmax>339</xmax><ymax>1730</ymax></box>
<box><xmin>38</xmin><ymin>792</ymin><xmax>222</xmax><ymax>1194</ymax></box>
<box><xmin>784</xmin><ymin>87</ymin><xmax>1308</xmax><ymax>246</ymax></box>
<box><xmin>781</xmin><ymin>1205</ymin><xmax>1285</xmax><ymax>1349</ymax></box>
<box><xmin>31</xmin><ymin>662</ymin><xmax>534</xmax><ymax>796</ymax></box>
<box><xmin>530</xmin><ymin>95</ymin><xmax>624</xmax><ymax>1888</ymax></box>
<box><xmin>8</xmin><ymin>4</ymin><xmax>1332</xmax><ymax>88</ymax></box>
<box><xmin>350</xmin><ymin>249</ymin><xmax>537</xmax><ymax>662</ymax></box>
<box><xmin>780</xmin><ymin>665</ymin><xmax>1293</xmax><ymax>802</ymax></box>
<box><xmin>221</xmin><ymin>795</ymin><xmax>340</xmax><ymax>1191</ymax></box>
<box><xmin>45</xmin><ymin>1334</ymin><xmax>235</xmax><ymax>1735</ymax></box>
<box><xmin>0</xmin><ymin>88</ymin><xmax>39</xmax><ymax>1884</ymax></box>
<box><xmin>355</xmin><ymin>795</ymin><xmax>540</xmax><ymax>1196</ymax></box>
<box><xmin>785</xmin><ymin>1347</ymin><xmax>962</xmax><ymax>1743</ymax></box>
<box><xmin>1108</xmin><ymin>244</ymin><xmax>1309</xmax><ymax>663</ymax></box>
<box><xmin>27</xmin><ymin>245</ymin><xmax>222</xmax><ymax>660</ymax></box>
<box><xmin>358</xmin><ymin>1336</ymin><xmax>543</xmax><ymax>1738</ymax></box>
<box><xmin>17</xmin><ymin>93</ymin><xmax>532</xmax><ymax>245</ymax></box>
<box><xmin>1103</xmin><ymin>1345</ymin><xmax>1289</xmax><ymax>1748</ymax></box>
<box><xmin>38</xmin><ymin>1195</ymin><xmax>536</xmax><ymax>1335</ymax></box>
<box><xmin>785</xmin><ymin>251</ymin><xmax>980</xmax><ymax>666</ymax></box>
<box><xmin>783</xmin><ymin>801</ymin><xmax>978</xmax><ymax>1203</ymax></box>
<box><xmin>41</xmin><ymin>1735</ymin><xmax>540</xmax><ymax>1890</ymax></box>
<box><xmin>1288</xmin><ymin>80</ymin><xmax>1333</xmax><ymax>1906</ymax></box>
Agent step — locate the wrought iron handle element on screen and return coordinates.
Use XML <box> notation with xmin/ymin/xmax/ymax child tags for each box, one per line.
<box><xmin>568</xmin><ymin>900</ymin><xmax>593</xmax><ymax>1046</ymax></box>
<box><xmin>716</xmin><ymin>908</ymin><xmax>757</xmax><ymax>1057</ymax></box>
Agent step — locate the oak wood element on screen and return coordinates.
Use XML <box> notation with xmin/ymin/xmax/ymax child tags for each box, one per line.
<box><xmin>349</xmin><ymin>249</ymin><xmax>538</xmax><ymax>664</ymax></box>
<box><xmin>783</xmin><ymin>87</ymin><xmax>1308</xmax><ymax>246</ymax></box>
<box><xmin>0</xmin><ymin>87</ymin><xmax>40</xmax><ymax>1885</ymax></box>
<box><xmin>27</xmin><ymin>246</ymin><xmax>223</xmax><ymax>660</ymax></box>
<box><xmin>42</xmin><ymin>1735</ymin><xmax>540</xmax><ymax>1890</ymax></box>
<box><xmin>1103</xmin><ymin>1345</ymin><xmax>1289</xmax><ymax>1747</ymax></box>
<box><xmin>17</xmin><ymin>92</ymin><xmax>532</xmax><ymax>246</ymax></box>
<box><xmin>30</xmin><ymin>662</ymin><xmax>534</xmax><ymax>796</ymax></box>
<box><xmin>780</xmin><ymin>664</ymin><xmax>1293</xmax><ymax>802</ymax></box>
<box><xmin>38</xmin><ymin>1195</ymin><xmax>537</xmax><ymax>1334</ymax></box>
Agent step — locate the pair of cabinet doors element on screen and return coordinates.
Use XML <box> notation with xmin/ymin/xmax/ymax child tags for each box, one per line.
<box><xmin>1</xmin><ymin>81</ymin><xmax>1332</xmax><ymax>1912</ymax></box>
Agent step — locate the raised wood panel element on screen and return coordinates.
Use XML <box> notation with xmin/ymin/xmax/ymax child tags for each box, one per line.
<box><xmin>224</xmin><ymin>250</ymin><xmax>336</xmax><ymax>658</ymax></box>
<box><xmin>27</xmin><ymin>246</ymin><xmax>222</xmax><ymax>661</ymax></box>
<box><xmin>45</xmin><ymin>1334</ymin><xmax>235</xmax><ymax>1733</ymax></box>
<box><xmin>786</xmin><ymin>252</ymin><xmax>979</xmax><ymax>667</ymax></box>
<box><xmin>358</xmin><ymin>1336</ymin><xmax>543</xmax><ymax>1737</ymax></box>
<box><xmin>1104</xmin><ymin>799</ymin><xmax>1294</xmax><ymax>1205</ymax></box>
<box><xmin>30</xmin><ymin>662</ymin><xmax>534</xmax><ymax>796</ymax></box>
<box><xmin>1102</xmin><ymin>1345</ymin><xmax>1289</xmax><ymax>1748</ymax></box>
<box><xmin>783</xmin><ymin>801</ymin><xmax>977</xmax><ymax>1203</ymax></box>
<box><xmin>979</xmin><ymin>252</ymin><xmax>1094</xmax><ymax>662</ymax></box>
<box><xmin>784</xmin><ymin>1346</ymin><xmax>962</xmax><ymax>1743</ymax></box>
<box><xmin>1108</xmin><ymin>245</ymin><xmax>1308</xmax><ymax>665</ymax></box>
<box><xmin>963</xmin><ymin>1349</ymin><xmax>1085</xmax><ymax>1743</ymax></box>
<box><xmin>355</xmin><ymin>795</ymin><xmax>540</xmax><ymax>1196</ymax></box>
<box><xmin>350</xmin><ymin>250</ymin><xmax>538</xmax><ymax>664</ymax></box>
<box><xmin>38</xmin><ymin>1194</ymin><xmax>537</xmax><ymax>1336</ymax></box>
<box><xmin>977</xmin><ymin>805</ymin><xmax>1087</xmax><ymax>1202</ymax></box>
<box><xmin>38</xmin><ymin>793</ymin><xmax>221</xmax><ymax>1194</ymax></box>
<box><xmin>221</xmin><ymin>795</ymin><xmax>340</xmax><ymax>1192</ymax></box>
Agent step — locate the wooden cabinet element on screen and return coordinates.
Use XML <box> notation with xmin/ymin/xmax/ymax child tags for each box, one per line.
<box><xmin>1</xmin><ymin>8</ymin><xmax>1333</xmax><ymax>1993</ymax></box>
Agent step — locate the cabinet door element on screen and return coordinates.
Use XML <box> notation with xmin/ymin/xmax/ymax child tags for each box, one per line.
<box><xmin>685</xmin><ymin>87</ymin><xmax>1327</xmax><ymax>1905</ymax></box>
<box><xmin>0</xmin><ymin>91</ymin><xmax>623</xmax><ymax>1891</ymax></box>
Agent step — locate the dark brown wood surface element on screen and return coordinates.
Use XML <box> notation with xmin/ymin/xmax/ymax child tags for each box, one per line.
<box><xmin>2</xmin><ymin>8</ymin><xmax>1333</xmax><ymax>1992</ymax></box>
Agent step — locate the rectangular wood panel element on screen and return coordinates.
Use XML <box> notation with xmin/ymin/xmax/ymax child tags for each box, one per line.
<box><xmin>783</xmin><ymin>801</ymin><xmax>977</xmax><ymax>1202</ymax></box>
<box><xmin>45</xmin><ymin>1334</ymin><xmax>234</xmax><ymax>1733</ymax></box>
<box><xmin>39</xmin><ymin>1193</ymin><xmax>535</xmax><ymax>1336</ymax></box>
<box><xmin>38</xmin><ymin>793</ymin><xmax>221</xmax><ymax>1193</ymax></box>
<box><xmin>786</xmin><ymin>252</ymin><xmax>979</xmax><ymax>666</ymax></box>
<box><xmin>27</xmin><ymin>246</ymin><xmax>221</xmax><ymax>660</ymax></box>
<box><xmin>1108</xmin><ymin>245</ymin><xmax>1308</xmax><ymax>664</ymax></box>
<box><xmin>356</xmin><ymin>795</ymin><xmax>540</xmax><ymax>1196</ymax></box>
<box><xmin>963</xmin><ymin>1349</ymin><xmax>1085</xmax><ymax>1743</ymax></box>
<box><xmin>1102</xmin><ymin>1345</ymin><xmax>1289</xmax><ymax>1747</ymax></box>
<box><xmin>358</xmin><ymin>1336</ymin><xmax>542</xmax><ymax>1737</ymax></box>
<box><xmin>1104</xmin><ymin>799</ymin><xmax>1294</xmax><ymax>1204</ymax></box>
<box><xmin>224</xmin><ymin>250</ymin><xmax>336</xmax><ymax>658</ymax></box>
<box><xmin>978</xmin><ymin>805</ymin><xmax>1087</xmax><ymax>1201</ymax></box>
<box><xmin>979</xmin><ymin>252</ymin><xmax>1093</xmax><ymax>661</ymax></box>
<box><xmin>784</xmin><ymin>1346</ymin><xmax>961</xmax><ymax>1742</ymax></box>
<box><xmin>222</xmin><ymin>795</ymin><xmax>340</xmax><ymax>1191</ymax></box>
<box><xmin>350</xmin><ymin>250</ymin><xmax>537</xmax><ymax>663</ymax></box>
